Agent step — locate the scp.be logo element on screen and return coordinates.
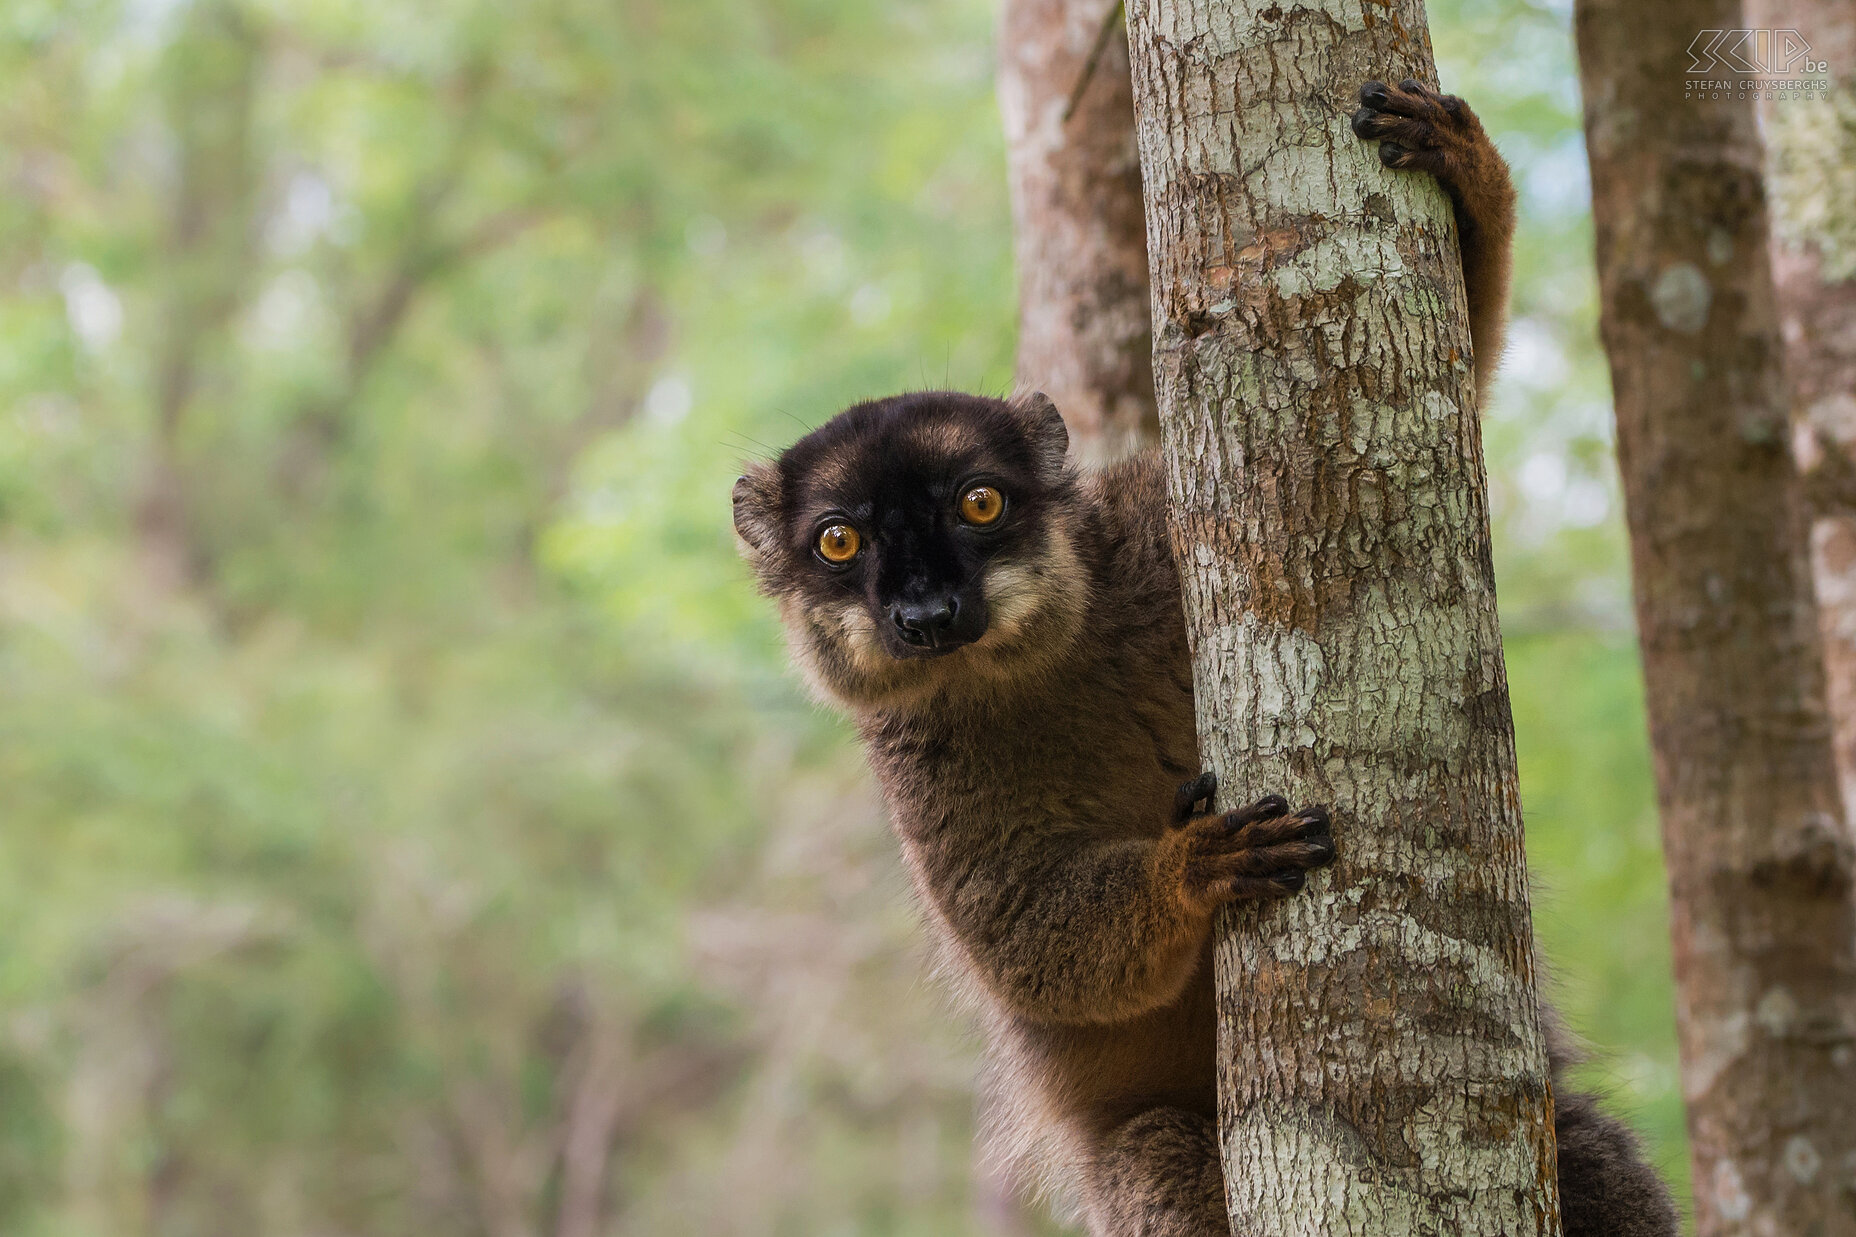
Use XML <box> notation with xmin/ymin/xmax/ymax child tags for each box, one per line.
<box><xmin>1686</xmin><ymin>29</ymin><xmax>1826</xmax><ymax>74</ymax></box>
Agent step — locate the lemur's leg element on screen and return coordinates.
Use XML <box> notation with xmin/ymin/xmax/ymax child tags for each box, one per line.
<box><xmin>1085</xmin><ymin>1106</ymin><xmax>1228</xmax><ymax>1237</ymax></box>
<box><xmin>1352</xmin><ymin>78</ymin><xmax>1519</xmax><ymax>395</ymax></box>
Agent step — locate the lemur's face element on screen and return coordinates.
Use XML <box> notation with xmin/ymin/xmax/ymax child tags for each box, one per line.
<box><xmin>734</xmin><ymin>392</ymin><xmax>1088</xmax><ymax>710</ymax></box>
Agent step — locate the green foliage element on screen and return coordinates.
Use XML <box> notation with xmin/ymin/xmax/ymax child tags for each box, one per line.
<box><xmin>0</xmin><ymin>0</ymin><xmax>1681</xmax><ymax>1232</ymax></box>
<box><xmin>1506</xmin><ymin>633</ymin><xmax>1688</xmax><ymax>1206</ymax></box>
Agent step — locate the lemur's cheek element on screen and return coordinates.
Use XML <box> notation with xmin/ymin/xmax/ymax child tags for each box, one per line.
<box><xmin>982</xmin><ymin>564</ymin><xmax>1044</xmax><ymax>638</ymax></box>
<box><xmin>839</xmin><ymin>608</ymin><xmax>891</xmax><ymax>671</ymax></box>
<box><xmin>806</xmin><ymin>597</ymin><xmax>887</xmax><ymax>671</ymax></box>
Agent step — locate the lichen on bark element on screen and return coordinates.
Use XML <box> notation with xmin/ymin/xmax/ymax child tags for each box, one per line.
<box><xmin>1750</xmin><ymin>0</ymin><xmax>1856</xmax><ymax>824</ymax></box>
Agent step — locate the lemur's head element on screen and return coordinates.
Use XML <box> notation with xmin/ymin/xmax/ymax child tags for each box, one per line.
<box><xmin>733</xmin><ymin>391</ymin><xmax>1090</xmax><ymax>711</ymax></box>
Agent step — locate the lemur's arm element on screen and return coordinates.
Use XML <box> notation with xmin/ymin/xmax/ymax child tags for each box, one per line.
<box><xmin>917</xmin><ymin>780</ymin><xmax>1334</xmax><ymax>1025</ymax></box>
<box><xmin>1353</xmin><ymin>79</ymin><xmax>1519</xmax><ymax>397</ymax></box>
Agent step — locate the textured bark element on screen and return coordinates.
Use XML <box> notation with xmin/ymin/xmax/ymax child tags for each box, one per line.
<box><xmin>1750</xmin><ymin>0</ymin><xmax>1856</xmax><ymax>814</ymax></box>
<box><xmin>1575</xmin><ymin>0</ymin><xmax>1856</xmax><ymax>1233</ymax></box>
<box><xmin>999</xmin><ymin>0</ymin><xmax>1158</xmax><ymax>462</ymax></box>
<box><xmin>1122</xmin><ymin>2</ymin><xmax>1561</xmax><ymax>1233</ymax></box>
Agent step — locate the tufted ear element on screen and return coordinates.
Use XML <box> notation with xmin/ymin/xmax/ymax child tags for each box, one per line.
<box><xmin>1013</xmin><ymin>391</ymin><xmax>1070</xmax><ymax>473</ymax></box>
<box><xmin>731</xmin><ymin>462</ymin><xmax>783</xmax><ymax>557</ymax></box>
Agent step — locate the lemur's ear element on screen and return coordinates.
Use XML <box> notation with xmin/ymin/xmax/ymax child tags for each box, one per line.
<box><xmin>1013</xmin><ymin>391</ymin><xmax>1069</xmax><ymax>473</ymax></box>
<box><xmin>732</xmin><ymin>463</ymin><xmax>783</xmax><ymax>557</ymax></box>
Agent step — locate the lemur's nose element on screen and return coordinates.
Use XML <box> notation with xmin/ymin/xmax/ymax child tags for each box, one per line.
<box><xmin>891</xmin><ymin>596</ymin><xmax>958</xmax><ymax>646</ymax></box>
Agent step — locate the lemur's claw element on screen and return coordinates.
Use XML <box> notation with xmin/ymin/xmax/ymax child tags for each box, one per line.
<box><xmin>1352</xmin><ymin>77</ymin><xmax>1484</xmax><ymax>185</ymax></box>
<box><xmin>1172</xmin><ymin>771</ymin><xmax>1218</xmax><ymax>824</ymax></box>
<box><xmin>1176</xmin><ymin>797</ymin><xmax>1339</xmax><ymax>908</ymax></box>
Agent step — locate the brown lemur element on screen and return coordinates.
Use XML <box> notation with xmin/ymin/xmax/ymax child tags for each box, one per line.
<box><xmin>734</xmin><ymin>81</ymin><xmax>1677</xmax><ymax>1237</ymax></box>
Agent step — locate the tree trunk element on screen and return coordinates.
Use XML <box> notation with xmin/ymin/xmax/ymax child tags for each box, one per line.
<box><xmin>999</xmin><ymin>0</ymin><xmax>1157</xmax><ymax>462</ymax></box>
<box><xmin>140</xmin><ymin>0</ymin><xmax>262</xmax><ymax>594</ymax></box>
<box><xmin>1574</xmin><ymin>1</ymin><xmax>1856</xmax><ymax>1233</ymax></box>
<box><xmin>1122</xmin><ymin>2</ymin><xmax>1562</xmax><ymax>1233</ymax></box>
<box><xmin>1750</xmin><ymin>0</ymin><xmax>1856</xmax><ymax>814</ymax></box>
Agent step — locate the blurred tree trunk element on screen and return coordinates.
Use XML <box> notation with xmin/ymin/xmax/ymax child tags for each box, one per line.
<box><xmin>1575</xmin><ymin>1</ymin><xmax>1856</xmax><ymax>1233</ymax></box>
<box><xmin>998</xmin><ymin>0</ymin><xmax>1156</xmax><ymax>462</ymax></box>
<box><xmin>141</xmin><ymin>0</ymin><xmax>262</xmax><ymax>592</ymax></box>
<box><xmin>1123</xmin><ymin>1</ymin><xmax>1562</xmax><ymax>1232</ymax></box>
<box><xmin>1750</xmin><ymin>0</ymin><xmax>1856</xmax><ymax>813</ymax></box>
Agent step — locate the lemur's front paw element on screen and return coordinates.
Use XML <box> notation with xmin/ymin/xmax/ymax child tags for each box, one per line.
<box><xmin>1167</xmin><ymin>785</ymin><xmax>1336</xmax><ymax>910</ymax></box>
<box><xmin>1351</xmin><ymin>78</ymin><xmax>1491</xmax><ymax>196</ymax></box>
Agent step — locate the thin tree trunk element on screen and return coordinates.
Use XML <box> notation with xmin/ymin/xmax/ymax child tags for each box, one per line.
<box><xmin>1750</xmin><ymin>0</ymin><xmax>1856</xmax><ymax>814</ymax></box>
<box><xmin>999</xmin><ymin>0</ymin><xmax>1157</xmax><ymax>462</ymax></box>
<box><xmin>1122</xmin><ymin>2</ymin><xmax>1562</xmax><ymax>1233</ymax></box>
<box><xmin>140</xmin><ymin>0</ymin><xmax>262</xmax><ymax>593</ymax></box>
<box><xmin>1574</xmin><ymin>1</ymin><xmax>1856</xmax><ymax>1233</ymax></box>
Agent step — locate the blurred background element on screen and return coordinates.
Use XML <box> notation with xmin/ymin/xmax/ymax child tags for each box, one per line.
<box><xmin>0</xmin><ymin>0</ymin><xmax>1680</xmax><ymax>1232</ymax></box>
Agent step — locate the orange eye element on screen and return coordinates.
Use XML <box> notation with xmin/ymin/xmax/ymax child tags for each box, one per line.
<box><xmin>959</xmin><ymin>485</ymin><xmax>1005</xmax><ymax>526</ymax></box>
<box><xmin>816</xmin><ymin>523</ymin><xmax>861</xmax><ymax>563</ymax></box>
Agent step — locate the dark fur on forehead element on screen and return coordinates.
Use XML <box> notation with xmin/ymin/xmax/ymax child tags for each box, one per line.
<box><xmin>733</xmin><ymin>391</ymin><xmax>1074</xmax><ymax>577</ymax></box>
<box><xmin>780</xmin><ymin>391</ymin><xmax>1067</xmax><ymax>497</ymax></box>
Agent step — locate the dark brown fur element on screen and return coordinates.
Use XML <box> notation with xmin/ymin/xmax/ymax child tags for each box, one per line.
<box><xmin>735</xmin><ymin>80</ymin><xmax>1671</xmax><ymax>1237</ymax></box>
